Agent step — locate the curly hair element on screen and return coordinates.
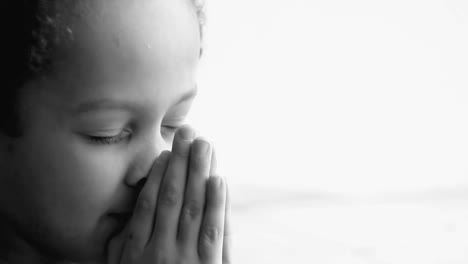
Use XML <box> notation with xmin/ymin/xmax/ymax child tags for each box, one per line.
<box><xmin>0</xmin><ymin>0</ymin><xmax>206</xmax><ymax>137</ymax></box>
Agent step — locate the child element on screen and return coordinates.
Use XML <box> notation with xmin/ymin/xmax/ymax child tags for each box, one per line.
<box><xmin>0</xmin><ymin>0</ymin><xmax>230</xmax><ymax>263</ymax></box>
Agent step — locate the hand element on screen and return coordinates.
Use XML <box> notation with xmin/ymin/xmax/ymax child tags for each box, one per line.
<box><xmin>107</xmin><ymin>126</ymin><xmax>231</xmax><ymax>264</ymax></box>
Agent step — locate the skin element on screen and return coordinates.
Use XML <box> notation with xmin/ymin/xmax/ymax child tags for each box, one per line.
<box><xmin>0</xmin><ymin>0</ymin><xmax>230</xmax><ymax>263</ymax></box>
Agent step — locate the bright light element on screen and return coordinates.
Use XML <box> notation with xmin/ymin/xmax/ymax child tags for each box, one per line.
<box><xmin>189</xmin><ymin>0</ymin><xmax>468</xmax><ymax>195</ymax></box>
<box><xmin>187</xmin><ymin>1</ymin><xmax>468</xmax><ymax>263</ymax></box>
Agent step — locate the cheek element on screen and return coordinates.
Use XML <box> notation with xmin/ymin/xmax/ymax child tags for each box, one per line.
<box><xmin>14</xmin><ymin>134</ymin><xmax>128</xmax><ymax>219</ymax></box>
<box><xmin>69</xmin><ymin>144</ymin><xmax>129</xmax><ymax>212</ymax></box>
<box><xmin>8</xmin><ymin>135</ymin><xmax>130</xmax><ymax>259</ymax></box>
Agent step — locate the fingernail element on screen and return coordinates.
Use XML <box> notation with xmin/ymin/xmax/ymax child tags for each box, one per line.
<box><xmin>178</xmin><ymin>126</ymin><xmax>195</xmax><ymax>141</ymax></box>
<box><xmin>196</xmin><ymin>139</ymin><xmax>211</xmax><ymax>155</ymax></box>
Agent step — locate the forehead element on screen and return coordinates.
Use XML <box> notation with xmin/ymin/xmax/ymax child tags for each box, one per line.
<box><xmin>45</xmin><ymin>0</ymin><xmax>200</xmax><ymax>58</ymax></box>
<box><xmin>41</xmin><ymin>0</ymin><xmax>201</xmax><ymax>108</ymax></box>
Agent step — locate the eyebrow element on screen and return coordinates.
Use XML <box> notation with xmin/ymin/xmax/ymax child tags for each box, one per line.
<box><xmin>73</xmin><ymin>86</ymin><xmax>198</xmax><ymax>115</ymax></box>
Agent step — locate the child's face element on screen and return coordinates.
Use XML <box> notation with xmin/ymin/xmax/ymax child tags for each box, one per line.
<box><xmin>0</xmin><ymin>0</ymin><xmax>200</xmax><ymax>261</ymax></box>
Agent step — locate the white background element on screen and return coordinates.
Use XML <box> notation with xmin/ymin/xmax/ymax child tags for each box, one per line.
<box><xmin>187</xmin><ymin>0</ymin><xmax>468</xmax><ymax>263</ymax></box>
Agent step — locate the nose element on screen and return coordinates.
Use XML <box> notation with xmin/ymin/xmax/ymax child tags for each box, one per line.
<box><xmin>124</xmin><ymin>132</ymin><xmax>172</xmax><ymax>188</ymax></box>
<box><xmin>124</xmin><ymin>125</ymin><xmax>197</xmax><ymax>188</ymax></box>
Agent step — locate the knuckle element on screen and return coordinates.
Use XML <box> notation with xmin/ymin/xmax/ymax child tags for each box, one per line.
<box><xmin>160</xmin><ymin>184</ymin><xmax>180</xmax><ymax>206</ymax></box>
<box><xmin>183</xmin><ymin>200</ymin><xmax>202</xmax><ymax>218</ymax></box>
<box><xmin>202</xmin><ymin>225</ymin><xmax>220</xmax><ymax>243</ymax></box>
<box><xmin>135</xmin><ymin>195</ymin><xmax>153</xmax><ymax>215</ymax></box>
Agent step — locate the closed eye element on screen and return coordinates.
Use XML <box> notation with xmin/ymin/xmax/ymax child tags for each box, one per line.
<box><xmin>86</xmin><ymin>130</ymin><xmax>131</xmax><ymax>145</ymax></box>
<box><xmin>161</xmin><ymin>125</ymin><xmax>179</xmax><ymax>136</ymax></box>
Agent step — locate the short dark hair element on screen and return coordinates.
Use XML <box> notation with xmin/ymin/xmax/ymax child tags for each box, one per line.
<box><xmin>1</xmin><ymin>0</ymin><xmax>55</xmax><ymax>136</ymax></box>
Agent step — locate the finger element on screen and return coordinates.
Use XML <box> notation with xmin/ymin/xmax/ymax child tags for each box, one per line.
<box><xmin>151</xmin><ymin>125</ymin><xmax>195</xmax><ymax>246</ymax></box>
<box><xmin>198</xmin><ymin>176</ymin><xmax>226</xmax><ymax>262</ymax></box>
<box><xmin>177</xmin><ymin>138</ymin><xmax>212</xmax><ymax>248</ymax></box>
<box><xmin>209</xmin><ymin>148</ymin><xmax>232</xmax><ymax>264</ymax></box>
<box><xmin>107</xmin><ymin>225</ymin><xmax>128</xmax><ymax>264</ymax></box>
<box><xmin>222</xmin><ymin>180</ymin><xmax>232</xmax><ymax>264</ymax></box>
<box><xmin>209</xmin><ymin>146</ymin><xmax>217</xmax><ymax>174</ymax></box>
<box><xmin>121</xmin><ymin>151</ymin><xmax>171</xmax><ymax>262</ymax></box>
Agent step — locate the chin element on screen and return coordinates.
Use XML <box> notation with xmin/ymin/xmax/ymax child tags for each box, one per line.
<box><xmin>67</xmin><ymin>215</ymin><xmax>122</xmax><ymax>263</ymax></box>
<box><xmin>28</xmin><ymin>215</ymin><xmax>119</xmax><ymax>263</ymax></box>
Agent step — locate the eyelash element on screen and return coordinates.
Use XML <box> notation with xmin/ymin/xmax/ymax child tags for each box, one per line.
<box><xmin>161</xmin><ymin>125</ymin><xmax>179</xmax><ymax>135</ymax></box>
<box><xmin>87</xmin><ymin>125</ymin><xmax>180</xmax><ymax>145</ymax></box>
<box><xmin>88</xmin><ymin>131</ymin><xmax>130</xmax><ymax>145</ymax></box>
